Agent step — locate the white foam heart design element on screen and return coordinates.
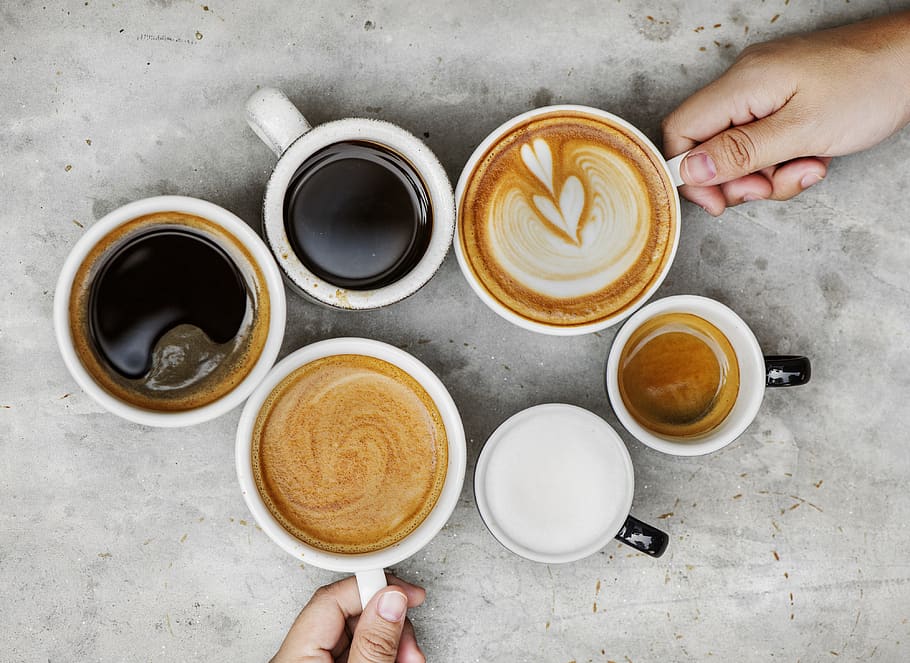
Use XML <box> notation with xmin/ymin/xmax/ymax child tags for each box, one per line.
<box><xmin>520</xmin><ymin>139</ymin><xmax>554</xmax><ymax>195</ymax></box>
<box><xmin>522</xmin><ymin>135</ymin><xmax>586</xmax><ymax>244</ymax></box>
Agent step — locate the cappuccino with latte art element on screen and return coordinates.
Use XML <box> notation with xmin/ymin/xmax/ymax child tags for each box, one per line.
<box><xmin>456</xmin><ymin>107</ymin><xmax>680</xmax><ymax>332</ymax></box>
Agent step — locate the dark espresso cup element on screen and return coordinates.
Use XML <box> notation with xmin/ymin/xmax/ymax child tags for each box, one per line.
<box><xmin>606</xmin><ymin>295</ymin><xmax>811</xmax><ymax>456</ymax></box>
<box><xmin>246</xmin><ymin>87</ymin><xmax>455</xmax><ymax>310</ymax></box>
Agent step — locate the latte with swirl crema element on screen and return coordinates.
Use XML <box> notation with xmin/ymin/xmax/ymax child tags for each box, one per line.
<box><xmin>459</xmin><ymin>110</ymin><xmax>677</xmax><ymax>327</ymax></box>
<box><xmin>251</xmin><ymin>354</ymin><xmax>448</xmax><ymax>554</ymax></box>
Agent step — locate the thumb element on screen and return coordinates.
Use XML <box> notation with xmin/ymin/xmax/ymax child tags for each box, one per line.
<box><xmin>679</xmin><ymin>109</ymin><xmax>808</xmax><ymax>186</ymax></box>
<box><xmin>348</xmin><ymin>588</ymin><xmax>409</xmax><ymax>663</ymax></box>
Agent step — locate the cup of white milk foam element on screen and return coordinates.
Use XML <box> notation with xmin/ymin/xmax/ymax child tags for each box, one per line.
<box><xmin>473</xmin><ymin>403</ymin><xmax>667</xmax><ymax>562</ymax></box>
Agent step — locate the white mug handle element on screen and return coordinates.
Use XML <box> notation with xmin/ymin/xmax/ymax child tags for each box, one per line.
<box><xmin>355</xmin><ymin>568</ymin><xmax>388</xmax><ymax>609</ymax></box>
<box><xmin>246</xmin><ymin>87</ymin><xmax>313</xmax><ymax>157</ymax></box>
<box><xmin>665</xmin><ymin>150</ymin><xmax>689</xmax><ymax>188</ymax></box>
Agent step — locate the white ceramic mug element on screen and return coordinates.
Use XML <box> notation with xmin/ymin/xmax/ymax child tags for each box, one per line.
<box><xmin>235</xmin><ymin>337</ymin><xmax>467</xmax><ymax>607</ymax></box>
<box><xmin>474</xmin><ymin>403</ymin><xmax>667</xmax><ymax>563</ymax></box>
<box><xmin>53</xmin><ymin>195</ymin><xmax>287</xmax><ymax>428</ymax></box>
<box><xmin>606</xmin><ymin>295</ymin><xmax>811</xmax><ymax>456</ymax></box>
<box><xmin>454</xmin><ymin>105</ymin><xmax>687</xmax><ymax>336</ymax></box>
<box><xmin>245</xmin><ymin>87</ymin><xmax>455</xmax><ymax>310</ymax></box>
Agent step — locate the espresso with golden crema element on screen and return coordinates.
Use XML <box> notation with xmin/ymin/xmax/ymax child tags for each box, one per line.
<box><xmin>251</xmin><ymin>354</ymin><xmax>448</xmax><ymax>555</ymax></box>
<box><xmin>68</xmin><ymin>212</ymin><xmax>271</xmax><ymax>412</ymax></box>
<box><xmin>459</xmin><ymin>111</ymin><xmax>676</xmax><ymax>327</ymax></box>
<box><xmin>618</xmin><ymin>312</ymin><xmax>740</xmax><ymax>438</ymax></box>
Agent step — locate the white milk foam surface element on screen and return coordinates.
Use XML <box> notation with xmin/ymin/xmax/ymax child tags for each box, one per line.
<box><xmin>481</xmin><ymin>409</ymin><xmax>630</xmax><ymax>557</ymax></box>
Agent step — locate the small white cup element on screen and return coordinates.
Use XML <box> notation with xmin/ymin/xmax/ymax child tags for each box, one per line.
<box><xmin>246</xmin><ymin>87</ymin><xmax>455</xmax><ymax>310</ymax></box>
<box><xmin>53</xmin><ymin>195</ymin><xmax>287</xmax><ymax>428</ymax></box>
<box><xmin>454</xmin><ymin>105</ymin><xmax>687</xmax><ymax>336</ymax></box>
<box><xmin>606</xmin><ymin>295</ymin><xmax>811</xmax><ymax>456</ymax></box>
<box><xmin>474</xmin><ymin>403</ymin><xmax>667</xmax><ymax>563</ymax></box>
<box><xmin>235</xmin><ymin>337</ymin><xmax>466</xmax><ymax>607</ymax></box>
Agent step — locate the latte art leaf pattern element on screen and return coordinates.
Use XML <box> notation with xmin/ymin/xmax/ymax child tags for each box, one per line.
<box><xmin>459</xmin><ymin>112</ymin><xmax>675</xmax><ymax>326</ymax></box>
<box><xmin>522</xmin><ymin>138</ymin><xmax>585</xmax><ymax>244</ymax></box>
<box><xmin>493</xmin><ymin>141</ymin><xmax>652</xmax><ymax>299</ymax></box>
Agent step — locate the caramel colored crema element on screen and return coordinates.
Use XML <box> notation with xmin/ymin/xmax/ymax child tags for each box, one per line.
<box><xmin>618</xmin><ymin>312</ymin><xmax>740</xmax><ymax>438</ymax></box>
<box><xmin>251</xmin><ymin>355</ymin><xmax>448</xmax><ymax>555</ymax></box>
<box><xmin>68</xmin><ymin>212</ymin><xmax>270</xmax><ymax>411</ymax></box>
<box><xmin>459</xmin><ymin>111</ymin><xmax>676</xmax><ymax>326</ymax></box>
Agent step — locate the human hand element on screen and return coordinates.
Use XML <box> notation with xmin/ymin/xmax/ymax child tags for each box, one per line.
<box><xmin>662</xmin><ymin>11</ymin><xmax>910</xmax><ymax>215</ymax></box>
<box><xmin>271</xmin><ymin>575</ymin><xmax>427</xmax><ymax>663</ymax></box>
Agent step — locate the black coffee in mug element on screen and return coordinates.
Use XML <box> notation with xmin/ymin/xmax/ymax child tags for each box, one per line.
<box><xmin>90</xmin><ymin>230</ymin><xmax>247</xmax><ymax>378</ymax></box>
<box><xmin>68</xmin><ymin>212</ymin><xmax>271</xmax><ymax>412</ymax></box>
<box><xmin>282</xmin><ymin>141</ymin><xmax>432</xmax><ymax>290</ymax></box>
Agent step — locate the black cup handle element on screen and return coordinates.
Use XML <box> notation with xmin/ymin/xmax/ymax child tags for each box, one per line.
<box><xmin>765</xmin><ymin>355</ymin><xmax>811</xmax><ymax>387</ymax></box>
<box><xmin>615</xmin><ymin>515</ymin><xmax>668</xmax><ymax>558</ymax></box>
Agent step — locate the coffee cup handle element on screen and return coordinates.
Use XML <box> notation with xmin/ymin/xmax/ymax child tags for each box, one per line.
<box><xmin>665</xmin><ymin>151</ymin><xmax>689</xmax><ymax>188</ymax></box>
<box><xmin>615</xmin><ymin>515</ymin><xmax>669</xmax><ymax>558</ymax></box>
<box><xmin>246</xmin><ymin>87</ymin><xmax>313</xmax><ymax>158</ymax></box>
<box><xmin>765</xmin><ymin>355</ymin><xmax>811</xmax><ymax>387</ymax></box>
<box><xmin>355</xmin><ymin>568</ymin><xmax>388</xmax><ymax>609</ymax></box>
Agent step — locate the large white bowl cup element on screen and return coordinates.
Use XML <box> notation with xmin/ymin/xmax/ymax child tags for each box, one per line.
<box><xmin>235</xmin><ymin>337</ymin><xmax>467</xmax><ymax>608</ymax></box>
<box><xmin>53</xmin><ymin>195</ymin><xmax>287</xmax><ymax>428</ymax></box>
<box><xmin>454</xmin><ymin>105</ymin><xmax>687</xmax><ymax>336</ymax></box>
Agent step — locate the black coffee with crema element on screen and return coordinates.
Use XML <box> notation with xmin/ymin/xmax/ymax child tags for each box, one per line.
<box><xmin>89</xmin><ymin>230</ymin><xmax>248</xmax><ymax>379</ymax></box>
<box><xmin>283</xmin><ymin>141</ymin><xmax>432</xmax><ymax>290</ymax></box>
<box><xmin>69</xmin><ymin>211</ymin><xmax>271</xmax><ymax>412</ymax></box>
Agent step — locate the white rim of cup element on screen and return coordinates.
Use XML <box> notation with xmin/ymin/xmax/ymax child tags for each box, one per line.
<box><xmin>234</xmin><ymin>337</ymin><xmax>467</xmax><ymax>573</ymax></box>
<box><xmin>605</xmin><ymin>295</ymin><xmax>766</xmax><ymax>456</ymax></box>
<box><xmin>453</xmin><ymin>104</ymin><xmax>682</xmax><ymax>336</ymax></box>
<box><xmin>473</xmin><ymin>403</ymin><xmax>635</xmax><ymax>564</ymax></box>
<box><xmin>262</xmin><ymin>118</ymin><xmax>455</xmax><ymax>310</ymax></box>
<box><xmin>53</xmin><ymin>195</ymin><xmax>287</xmax><ymax>428</ymax></box>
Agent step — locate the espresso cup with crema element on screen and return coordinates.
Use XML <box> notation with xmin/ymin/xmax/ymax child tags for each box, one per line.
<box><xmin>474</xmin><ymin>403</ymin><xmax>668</xmax><ymax>563</ymax></box>
<box><xmin>246</xmin><ymin>87</ymin><xmax>455</xmax><ymax>310</ymax></box>
<box><xmin>54</xmin><ymin>196</ymin><xmax>287</xmax><ymax>427</ymax></box>
<box><xmin>606</xmin><ymin>295</ymin><xmax>811</xmax><ymax>456</ymax></box>
<box><xmin>455</xmin><ymin>105</ymin><xmax>688</xmax><ymax>335</ymax></box>
<box><xmin>235</xmin><ymin>337</ymin><xmax>466</xmax><ymax>608</ymax></box>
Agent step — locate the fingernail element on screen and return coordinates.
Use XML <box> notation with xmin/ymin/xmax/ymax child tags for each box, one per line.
<box><xmin>378</xmin><ymin>591</ymin><xmax>407</xmax><ymax>623</ymax></box>
<box><xmin>742</xmin><ymin>193</ymin><xmax>763</xmax><ymax>202</ymax></box>
<box><xmin>800</xmin><ymin>173</ymin><xmax>824</xmax><ymax>189</ymax></box>
<box><xmin>684</xmin><ymin>152</ymin><xmax>716</xmax><ymax>184</ymax></box>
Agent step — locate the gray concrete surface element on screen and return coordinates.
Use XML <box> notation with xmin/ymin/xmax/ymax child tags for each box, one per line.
<box><xmin>3</xmin><ymin>1</ymin><xmax>910</xmax><ymax>661</ymax></box>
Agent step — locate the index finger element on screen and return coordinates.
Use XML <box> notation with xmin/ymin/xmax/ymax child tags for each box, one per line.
<box><xmin>661</xmin><ymin>61</ymin><xmax>792</xmax><ymax>157</ymax></box>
